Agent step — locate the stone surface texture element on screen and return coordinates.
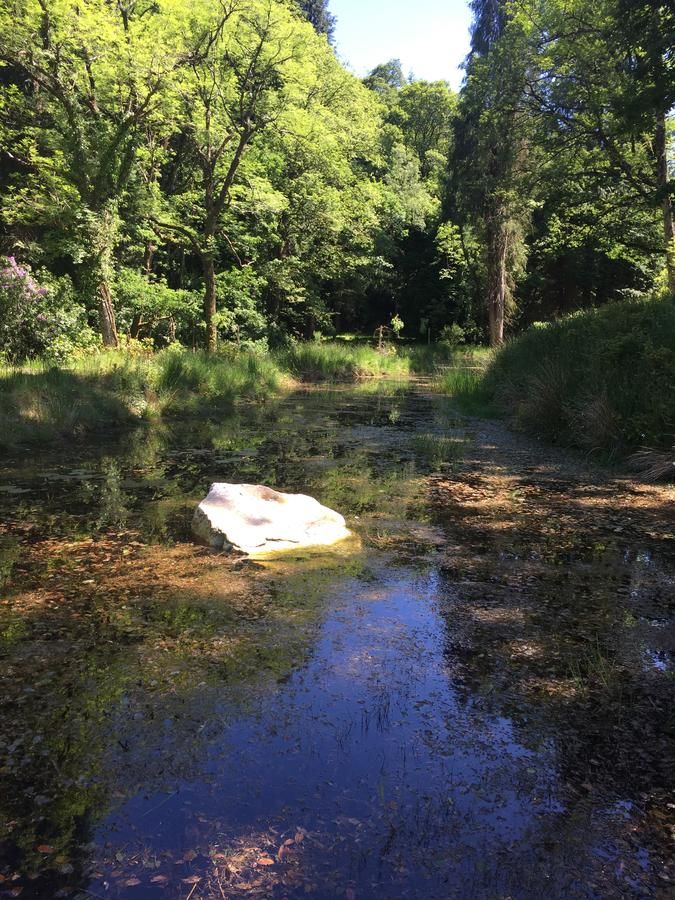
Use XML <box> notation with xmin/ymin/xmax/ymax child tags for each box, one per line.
<box><xmin>192</xmin><ymin>483</ymin><xmax>350</xmax><ymax>555</ymax></box>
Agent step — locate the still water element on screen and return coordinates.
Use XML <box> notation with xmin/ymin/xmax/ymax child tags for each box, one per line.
<box><xmin>0</xmin><ymin>386</ymin><xmax>672</xmax><ymax>898</ymax></box>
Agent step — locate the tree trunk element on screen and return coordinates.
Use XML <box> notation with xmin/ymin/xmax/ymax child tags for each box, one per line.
<box><xmin>98</xmin><ymin>280</ymin><xmax>119</xmax><ymax>348</ymax></box>
<box><xmin>143</xmin><ymin>240</ymin><xmax>156</xmax><ymax>276</ymax></box>
<box><xmin>130</xmin><ymin>312</ymin><xmax>143</xmax><ymax>340</ymax></box>
<box><xmin>486</xmin><ymin>214</ymin><xmax>507</xmax><ymax>346</ymax></box>
<box><xmin>656</xmin><ymin>112</ymin><xmax>675</xmax><ymax>294</ymax></box>
<box><xmin>203</xmin><ymin>254</ymin><xmax>217</xmax><ymax>353</ymax></box>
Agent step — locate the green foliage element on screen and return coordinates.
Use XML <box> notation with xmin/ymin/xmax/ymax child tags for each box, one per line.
<box><xmin>213</xmin><ymin>270</ymin><xmax>268</xmax><ymax>348</ymax></box>
<box><xmin>484</xmin><ymin>297</ymin><xmax>675</xmax><ymax>451</ymax></box>
<box><xmin>390</xmin><ymin>314</ymin><xmax>404</xmax><ymax>337</ymax></box>
<box><xmin>0</xmin><ymin>257</ymin><xmax>96</xmax><ymax>362</ymax></box>
<box><xmin>438</xmin><ymin>323</ymin><xmax>466</xmax><ymax>349</ymax></box>
<box><xmin>114</xmin><ymin>269</ymin><xmax>201</xmax><ymax>342</ymax></box>
<box><xmin>0</xmin><ymin>0</ymin><xmax>671</xmax><ymax>355</ymax></box>
<box><xmin>277</xmin><ymin>343</ymin><xmax>411</xmax><ymax>381</ymax></box>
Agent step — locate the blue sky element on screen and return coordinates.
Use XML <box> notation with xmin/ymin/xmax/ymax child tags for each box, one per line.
<box><xmin>330</xmin><ymin>0</ymin><xmax>472</xmax><ymax>89</ymax></box>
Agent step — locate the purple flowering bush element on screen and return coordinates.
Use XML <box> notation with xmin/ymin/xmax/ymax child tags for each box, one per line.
<box><xmin>0</xmin><ymin>257</ymin><xmax>95</xmax><ymax>362</ymax></box>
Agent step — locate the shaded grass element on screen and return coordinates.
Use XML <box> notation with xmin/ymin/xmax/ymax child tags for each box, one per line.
<box><xmin>435</xmin><ymin>349</ymin><xmax>495</xmax><ymax>415</ymax></box>
<box><xmin>484</xmin><ymin>297</ymin><xmax>675</xmax><ymax>455</ymax></box>
<box><xmin>0</xmin><ymin>349</ymin><xmax>284</xmax><ymax>450</ymax></box>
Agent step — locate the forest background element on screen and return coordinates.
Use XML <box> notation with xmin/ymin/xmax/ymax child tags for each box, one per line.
<box><xmin>0</xmin><ymin>0</ymin><xmax>672</xmax><ymax>355</ymax></box>
<box><xmin>0</xmin><ymin>0</ymin><xmax>674</xmax><ymax>458</ymax></box>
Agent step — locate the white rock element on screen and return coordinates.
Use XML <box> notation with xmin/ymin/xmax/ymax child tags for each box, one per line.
<box><xmin>192</xmin><ymin>483</ymin><xmax>351</xmax><ymax>555</ymax></box>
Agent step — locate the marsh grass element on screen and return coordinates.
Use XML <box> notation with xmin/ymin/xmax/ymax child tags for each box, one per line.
<box><xmin>436</xmin><ymin>350</ymin><xmax>495</xmax><ymax>416</ymax></box>
<box><xmin>485</xmin><ymin>297</ymin><xmax>675</xmax><ymax>454</ymax></box>
<box><xmin>154</xmin><ymin>348</ymin><xmax>283</xmax><ymax>411</ymax></box>
<box><xmin>410</xmin><ymin>433</ymin><xmax>467</xmax><ymax>469</ymax></box>
<box><xmin>0</xmin><ymin>349</ymin><xmax>284</xmax><ymax>449</ymax></box>
<box><xmin>277</xmin><ymin>343</ymin><xmax>411</xmax><ymax>381</ymax></box>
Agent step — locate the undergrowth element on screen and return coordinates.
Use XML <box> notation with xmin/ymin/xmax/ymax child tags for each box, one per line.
<box><xmin>484</xmin><ymin>297</ymin><xmax>675</xmax><ymax>455</ymax></box>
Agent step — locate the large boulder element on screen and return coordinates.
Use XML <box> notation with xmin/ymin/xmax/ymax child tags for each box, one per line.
<box><xmin>192</xmin><ymin>483</ymin><xmax>351</xmax><ymax>555</ymax></box>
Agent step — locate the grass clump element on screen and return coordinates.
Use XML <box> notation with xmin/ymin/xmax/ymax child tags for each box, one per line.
<box><xmin>410</xmin><ymin>433</ymin><xmax>467</xmax><ymax>469</ymax></box>
<box><xmin>276</xmin><ymin>343</ymin><xmax>411</xmax><ymax>381</ymax></box>
<box><xmin>436</xmin><ymin>349</ymin><xmax>495</xmax><ymax>415</ymax></box>
<box><xmin>0</xmin><ymin>349</ymin><xmax>284</xmax><ymax>450</ymax></box>
<box><xmin>484</xmin><ymin>297</ymin><xmax>675</xmax><ymax>455</ymax></box>
<box><xmin>155</xmin><ymin>348</ymin><xmax>282</xmax><ymax>412</ymax></box>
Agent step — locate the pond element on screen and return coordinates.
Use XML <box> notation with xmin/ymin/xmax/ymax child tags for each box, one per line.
<box><xmin>0</xmin><ymin>385</ymin><xmax>673</xmax><ymax>899</ymax></box>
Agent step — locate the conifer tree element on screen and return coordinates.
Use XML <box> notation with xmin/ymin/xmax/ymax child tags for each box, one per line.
<box><xmin>295</xmin><ymin>0</ymin><xmax>336</xmax><ymax>42</ymax></box>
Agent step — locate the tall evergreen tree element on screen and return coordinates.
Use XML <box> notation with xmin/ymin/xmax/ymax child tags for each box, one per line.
<box><xmin>295</xmin><ymin>0</ymin><xmax>336</xmax><ymax>42</ymax></box>
<box><xmin>452</xmin><ymin>0</ymin><xmax>535</xmax><ymax>345</ymax></box>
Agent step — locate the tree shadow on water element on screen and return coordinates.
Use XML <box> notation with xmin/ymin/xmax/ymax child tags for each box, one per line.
<box><xmin>427</xmin><ymin>445</ymin><xmax>675</xmax><ymax>892</ymax></box>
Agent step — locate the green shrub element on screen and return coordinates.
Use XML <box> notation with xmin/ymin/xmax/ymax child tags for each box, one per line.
<box><xmin>485</xmin><ymin>297</ymin><xmax>675</xmax><ymax>452</ymax></box>
<box><xmin>0</xmin><ymin>258</ymin><xmax>95</xmax><ymax>362</ymax></box>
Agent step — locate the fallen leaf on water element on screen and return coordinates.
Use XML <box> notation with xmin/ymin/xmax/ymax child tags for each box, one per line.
<box><xmin>123</xmin><ymin>878</ymin><xmax>141</xmax><ymax>887</ymax></box>
<box><xmin>277</xmin><ymin>843</ymin><xmax>294</xmax><ymax>862</ymax></box>
<box><xmin>36</xmin><ymin>845</ymin><xmax>54</xmax><ymax>854</ymax></box>
<box><xmin>150</xmin><ymin>875</ymin><xmax>169</xmax><ymax>884</ymax></box>
<box><xmin>257</xmin><ymin>857</ymin><xmax>275</xmax><ymax>866</ymax></box>
<box><xmin>181</xmin><ymin>875</ymin><xmax>201</xmax><ymax>884</ymax></box>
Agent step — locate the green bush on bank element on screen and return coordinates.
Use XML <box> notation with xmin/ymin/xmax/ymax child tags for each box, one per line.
<box><xmin>484</xmin><ymin>297</ymin><xmax>675</xmax><ymax>453</ymax></box>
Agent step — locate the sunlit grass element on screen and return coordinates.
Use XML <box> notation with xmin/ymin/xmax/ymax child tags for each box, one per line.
<box><xmin>435</xmin><ymin>348</ymin><xmax>495</xmax><ymax>415</ymax></box>
<box><xmin>410</xmin><ymin>432</ymin><xmax>467</xmax><ymax>468</ymax></box>
<box><xmin>276</xmin><ymin>342</ymin><xmax>411</xmax><ymax>381</ymax></box>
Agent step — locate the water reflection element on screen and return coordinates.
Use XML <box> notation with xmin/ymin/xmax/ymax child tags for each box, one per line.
<box><xmin>0</xmin><ymin>385</ymin><xmax>672</xmax><ymax>898</ymax></box>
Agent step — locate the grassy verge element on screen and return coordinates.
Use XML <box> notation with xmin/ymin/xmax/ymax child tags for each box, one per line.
<box><xmin>483</xmin><ymin>297</ymin><xmax>675</xmax><ymax>455</ymax></box>
<box><xmin>277</xmin><ymin>342</ymin><xmax>411</xmax><ymax>380</ymax></box>
<box><xmin>0</xmin><ymin>349</ymin><xmax>284</xmax><ymax>450</ymax></box>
